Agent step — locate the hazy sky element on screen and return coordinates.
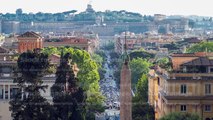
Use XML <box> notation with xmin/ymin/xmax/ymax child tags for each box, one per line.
<box><xmin>0</xmin><ymin>0</ymin><xmax>212</xmax><ymax>16</ymax></box>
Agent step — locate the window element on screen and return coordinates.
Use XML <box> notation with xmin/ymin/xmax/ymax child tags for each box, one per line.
<box><xmin>5</xmin><ymin>91</ymin><xmax>8</xmax><ymax>99</ymax></box>
<box><xmin>183</xmin><ymin>66</ymin><xmax>187</xmax><ymax>73</ymax></box>
<box><xmin>205</xmin><ymin>105</ymin><xmax>211</xmax><ymax>112</ymax></box>
<box><xmin>181</xmin><ymin>84</ymin><xmax>187</xmax><ymax>94</ymax></box>
<box><xmin>157</xmin><ymin>77</ymin><xmax>160</xmax><ymax>85</ymax></box>
<box><xmin>0</xmin><ymin>89</ymin><xmax>3</xmax><ymax>99</ymax></box>
<box><xmin>180</xmin><ymin>105</ymin><xmax>186</xmax><ymax>112</ymax></box>
<box><xmin>210</xmin><ymin>68</ymin><xmax>213</xmax><ymax>73</ymax></box>
<box><xmin>205</xmin><ymin>84</ymin><xmax>211</xmax><ymax>95</ymax></box>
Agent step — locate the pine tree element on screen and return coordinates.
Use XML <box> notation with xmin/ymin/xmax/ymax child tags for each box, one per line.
<box><xmin>51</xmin><ymin>52</ymin><xmax>86</xmax><ymax>120</ymax></box>
<box><xmin>9</xmin><ymin>50</ymin><xmax>51</xmax><ymax>120</ymax></box>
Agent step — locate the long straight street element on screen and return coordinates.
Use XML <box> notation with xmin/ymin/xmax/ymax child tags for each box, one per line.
<box><xmin>96</xmin><ymin>50</ymin><xmax>120</xmax><ymax>120</ymax></box>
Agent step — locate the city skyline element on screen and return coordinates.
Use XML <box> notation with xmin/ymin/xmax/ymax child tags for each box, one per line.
<box><xmin>0</xmin><ymin>0</ymin><xmax>213</xmax><ymax>17</ymax></box>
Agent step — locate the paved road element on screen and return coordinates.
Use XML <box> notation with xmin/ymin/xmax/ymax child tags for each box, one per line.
<box><xmin>96</xmin><ymin>51</ymin><xmax>120</xmax><ymax>120</ymax></box>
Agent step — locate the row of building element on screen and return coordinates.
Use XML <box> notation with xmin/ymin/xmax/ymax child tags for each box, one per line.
<box><xmin>0</xmin><ymin>31</ymin><xmax>96</xmax><ymax>120</ymax></box>
<box><xmin>114</xmin><ymin>31</ymin><xmax>213</xmax><ymax>120</ymax></box>
<box><xmin>0</xmin><ymin>52</ymin><xmax>66</xmax><ymax>120</ymax></box>
<box><xmin>114</xmin><ymin>31</ymin><xmax>176</xmax><ymax>57</ymax></box>
<box><xmin>148</xmin><ymin>52</ymin><xmax>213</xmax><ymax>120</ymax></box>
<box><xmin>0</xmin><ymin>31</ymin><xmax>99</xmax><ymax>54</ymax></box>
<box><xmin>0</xmin><ymin>15</ymin><xmax>190</xmax><ymax>36</ymax></box>
<box><xmin>114</xmin><ymin>31</ymin><xmax>213</xmax><ymax>57</ymax></box>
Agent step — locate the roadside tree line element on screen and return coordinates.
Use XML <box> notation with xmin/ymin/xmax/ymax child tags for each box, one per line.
<box><xmin>10</xmin><ymin>47</ymin><xmax>105</xmax><ymax>120</ymax></box>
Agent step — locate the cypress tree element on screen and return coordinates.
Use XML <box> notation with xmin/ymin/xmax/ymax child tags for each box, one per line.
<box><xmin>51</xmin><ymin>52</ymin><xmax>86</xmax><ymax>120</ymax></box>
<box><xmin>9</xmin><ymin>50</ymin><xmax>51</xmax><ymax>120</ymax></box>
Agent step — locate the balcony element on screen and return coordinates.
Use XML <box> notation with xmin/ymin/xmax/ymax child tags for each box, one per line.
<box><xmin>0</xmin><ymin>73</ymin><xmax>56</xmax><ymax>83</ymax></box>
<box><xmin>169</xmin><ymin>73</ymin><xmax>213</xmax><ymax>77</ymax></box>
<box><xmin>167</xmin><ymin>77</ymin><xmax>213</xmax><ymax>81</ymax></box>
<box><xmin>44</xmin><ymin>74</ymin><xmax>56</xmax><ymax>77</ymax></box>
<box><xmin>166</xmin><ymin>73</ymin><xmax>213</xmax><ymax>81</ymax></box>
<box><xmin>160</xmin><ymin>91</ymin><xmax>213</xmax><ymax>100</ymax></box>
<box><xmin>0</xmin><ymin>73</ymin><xmax>13</xmax><ymax>78</ymax></box>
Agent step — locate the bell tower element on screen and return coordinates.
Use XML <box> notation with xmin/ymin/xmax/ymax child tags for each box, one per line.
<box><xmin>120</xmin><ymin>32</ymin><xmax>132</xmax><ymax>120</ymax></box>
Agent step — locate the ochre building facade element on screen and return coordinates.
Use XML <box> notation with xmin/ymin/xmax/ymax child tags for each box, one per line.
<box><xmin>149</xmin><ymin>52</ymin><xmax>213</xmax><ymax>120</ymax></box>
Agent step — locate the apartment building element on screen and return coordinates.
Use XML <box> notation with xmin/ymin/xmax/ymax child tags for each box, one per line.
<box><xmin>44</xmin><ymin>37</ymin><xmax>97</xmax><ymax>53</ymax></box>
<box><xmin>0</xmin><ymin>52</ymin><xmax>79</xmax><ymax>120</ymax></box>
<box><xmin>1</xmin><ymin>21</ymin><xmax>20</xmax><ymax>34</ymax></box>
<box><xmin>17</xmin><ymin>31</ymin><xmax>43</xmax><ymax>53</ymax></box>
<box><xmin>148</xmin><ymin>52</ymin><xmax>213</xmax><ymax>120</ymax></box>
<box><xmin>115</xmin><ymin>32</ymin><xmax>142</xmax><ymax>54</ymax></box>
<box><xmin>0</xmin><ymin>53</ymin><xmax>59</xmax><ymax>120</ymax></box>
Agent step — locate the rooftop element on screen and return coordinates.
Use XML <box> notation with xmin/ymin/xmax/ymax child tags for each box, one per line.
<box><xmin>182</xmin><ymin>57</ymin><xmax>213</xmax><ymax>66</ymax></box>
<box><xmin>171</xmin><ymin>52</ymin><xmax>213</xmax><ymax>57</ymax></box>
<box><xmin>18</xmin><ymin>31</ymin><xmax>41</xmax><ymax>38</ymax></box>
<box><xmin>44</xmin><ymin>37</ymin><xmax>89</xmax><ymax>44</ymax></box>
<box><xmin>0</xmin><ymin>46</ymin><xmax>9</xmax><ymax>53</ymax></box>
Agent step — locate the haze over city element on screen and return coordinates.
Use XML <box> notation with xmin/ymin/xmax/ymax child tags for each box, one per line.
<box><xmin>0</xmin><ymin>0</ymin><xmax>213</xmax><ymax>16</ymax></box>
<box><xmin>1</xmin><ymin>0</ymin><xmax>213</xmax><ymax>120</ymax></box>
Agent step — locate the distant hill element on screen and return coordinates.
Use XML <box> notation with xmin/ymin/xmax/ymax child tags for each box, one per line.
<box><xmin>0</xmin><ymin>9</ymin><xmax>153</xmax><ymax>23</ymax></box>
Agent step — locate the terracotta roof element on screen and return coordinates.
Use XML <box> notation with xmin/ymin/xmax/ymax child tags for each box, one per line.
<box><xmin>18</xmin><ymin>31</ymin><xmax>41</xmax><ymax>38</ymax></box>
<box><xmin>172</xmin><ymin>52</ymin><xmax>213</xmax><ymax>57</ymax></box>
<box><xmin>181</xmin><ymin>57</ymin><xmax>213</xmax><ymax>66</ymax></box>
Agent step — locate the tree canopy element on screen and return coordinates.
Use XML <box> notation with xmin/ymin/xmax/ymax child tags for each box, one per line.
<box><xmin>130</xmin><ymin>58</ymin><xmax>151</xmax><ymax>87</ymax></box>
<box><xmin>129</xmin><ymin>49</ymin><xmax>155</xmax><ymax>60</ymax></box>
<box><xmin>51</xmin><ymin>52</ymin><xmax>86</xmax><ymax>120</ymax></box>
<box><xmin>132</xmin><ymin>73</ymin><xmax>155</xmax><ymax>120</ymax></box>
<box><xmin>1</xmin><ymin>9</ymin><xmax>145</xmax><ymax>22</ymax></box>
<box><xmin>42</xmin><ymin>47</ymin><xmax>104</xmax><ymax>119</ymax></box>
<box><xmin>91</xmin><ymin>53</ymin><xmax>103</xmax><ymax>67</ymax></box>
<box><xmin>160</xmin><ymin>112</ymin><xmax>201</xmax><ymax>120</ymax></box>
<box><xmin>134</xmin><ymin>74</ymin><xmax>148</xmax><ymax>102</ymax></box>
<box><xmin>163</xmin><ymin>42</ymin><xmax>179</xmax><ymax>51</ymax></box>
<box><xmin>91</xmin><ymin>52</ymin><xmax>106</xmax><ymax>80</ymax></box>
<box><xmin>130</xmin><ymin>55</ymin><xmax>154</xmax><ymax>119</ymax></box>
<box><xmin>155</xmin><ymin>57</ymin><xmax>172</xmax><ymax>71</ymax></box>
<box><xmin>186</xmin><ymin>42</ymin><xmax>213</xmax><ymax>53</ymax></box>
<box><xmin>10</xmin><ymin>50</ymin><xmax>52</xmax><ymax>120</ymax></box>
<box><xmin>132</xmin><ymin>102</ymin><xmax>155</xmax><ymax>120</ymax></box>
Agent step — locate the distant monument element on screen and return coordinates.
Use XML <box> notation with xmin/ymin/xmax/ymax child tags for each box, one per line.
<box><xmin>86</xmin><ymin>1</ymin><xmax>95</xmax><ymax>13</ymax></box>
<box><xmin>120</xmin><ymin>32</ymin><xmax>132</xmax><ymax>120</ymax></box>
